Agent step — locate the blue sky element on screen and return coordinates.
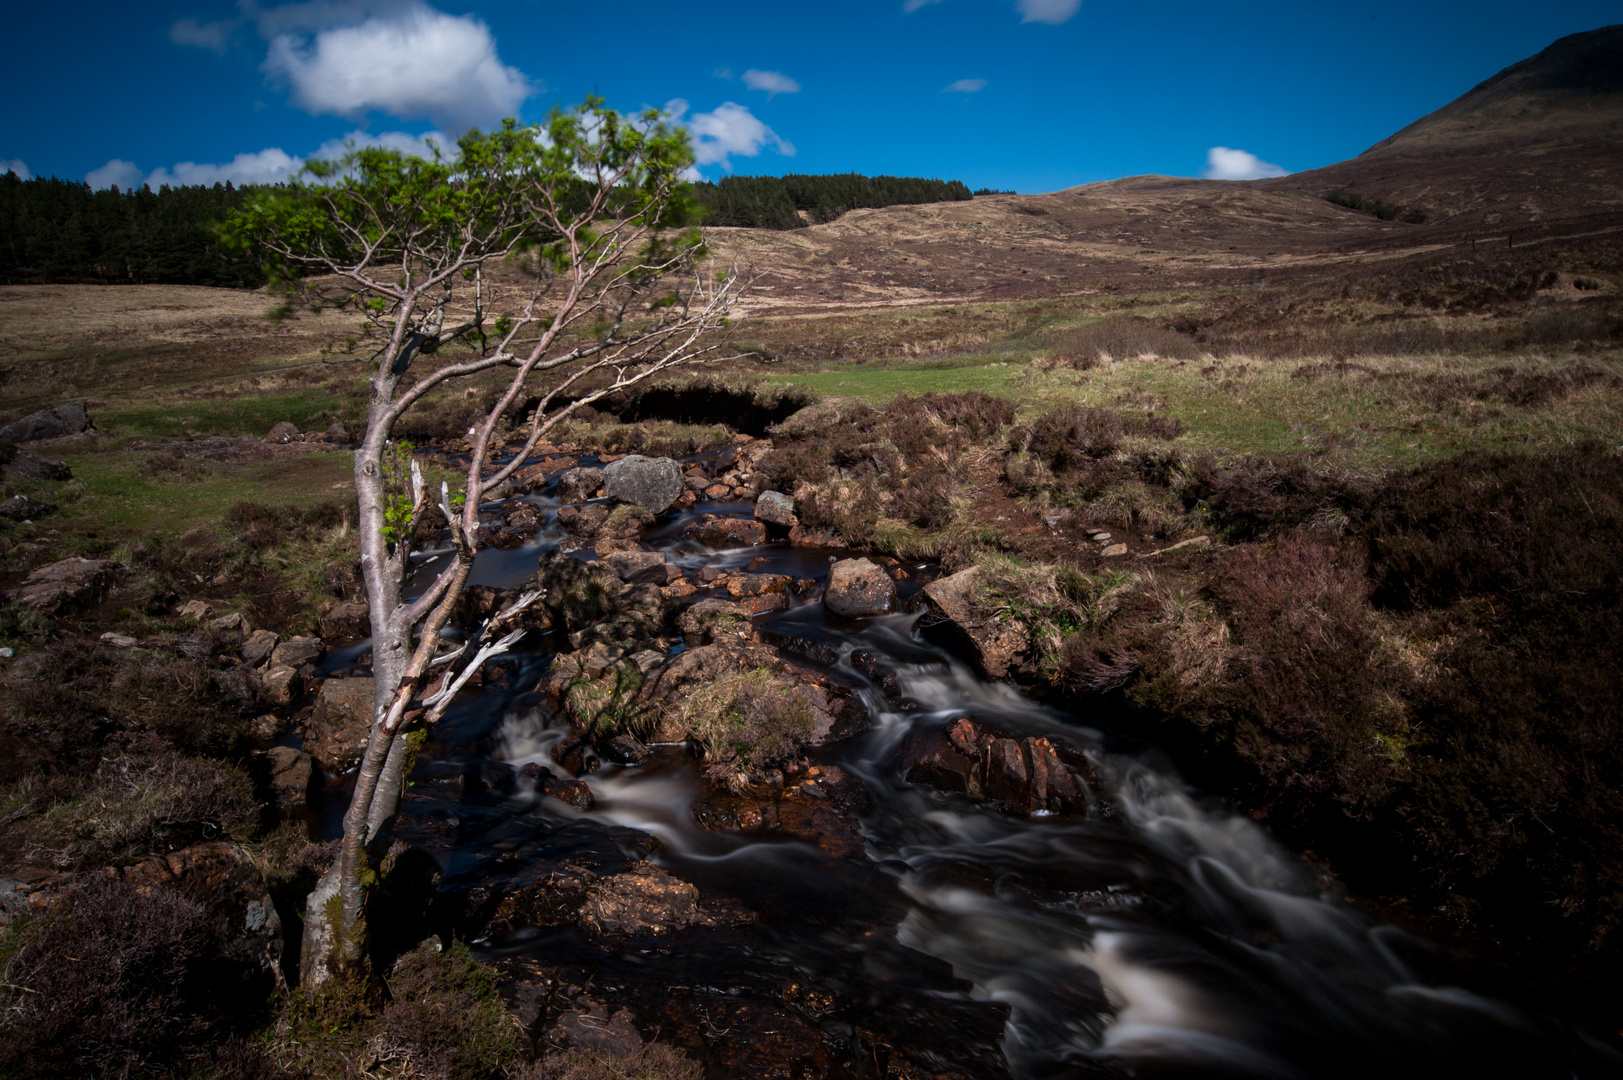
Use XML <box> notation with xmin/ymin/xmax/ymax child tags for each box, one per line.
<box><xmin>2</xmin><ymin>1</ymin><xmax>1617</xmax><ymax>193</ymax></box>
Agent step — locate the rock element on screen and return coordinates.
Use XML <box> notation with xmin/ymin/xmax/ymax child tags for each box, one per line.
<box><xmin>548</xmin><ymin>1007</ymin><xmax>646</xmax><ymax>1057</ymax></box>
<box><xmin>702</xmin><ymin>483</ymin><xmax>731</xmax><ymax>499</ymax></box>
<box><xmin>318</xmin><ymin>599</ymin><xmax>370</xmax><ymax>638</ymax></box>
<box><xmin>0</xmin><ymin>402</ymin><xmax>91</xmax><ymax>444</ymax></box>
<box><xmin>676</xmin><ymin>598</ymin><xmax>753</xmax><ymax>646</ymax></box>
<box><xmin>1102</xmin><ymin>543</ymin><xmax>1128</xmax><ymax>557</ymax></box>
<box><xmin>270</xmin><ymin>634</ymin><xmax>324</xmax><ymax>669</ymax></box>
<box><xmin>556</xmin><ymin>465</ymin><xmax>604</xmax><ymax>503</ymax></box>
<box><xmin>600</xmin><ymin>733</ymin><xmax>652</xmax><ymax>766</ymax></box>
<box><xmin>178</xmin><ymin>599</ymin><xmax>211</xmax><ymax>620</ymax></box>
<box><xmin>258</xmin><ymin>745</ymin><xmax>318</xmax><ymax>808</ymax></box>
<box><xmin>7</xmin><ymin>557</ymin><xmax>121</xmax><ymax>615</ymax></box>
<box><xmin>920</xmin><ymin>567</ymin><xmax>1031</xmax><ymax>680</ymax></box>
<box><xmin>0</xmin><ymin>495</ymin><xmax>51</xmax><ymax>521</ymax></box>
<box><xmin>605</xmin><ymin>549</ymin><xmax>668</xmax><ymax>585</ymax></box>
<box><xmin>1089</xmin><ymin>532</ymin><xmax>1111</xmax><ymax>541</ymax></box>
<box><xmin>603</xmin><ymin>455</ymin><xmax>683</xmax><ymax>513</ymax></box>
<box><xmin>258</xmin><ymin>665</ymin><xmax>301</xmax><ymax>707</ymax></box>
<box><xmin>518</xmin><ymin>763</ymin><xmax>595</xmax><ymax>810</ymax></box>
<box><xmin>0</xmin><ymin>451</ymin><xmax>72</xmax><ymax>482</ymax></box>
<box><xmin>209</xmin><ymin>612</ymin><xmax>248</xmax><ymax>641</ymax></box>
<box><xmin>734</xmin><ymin>592</ymin><xmax>788</xmax><ymax>616</ymax></box>
<box><xmin>265</xmin><ymin>421</ymin><xmax>299</xmax><ymax>444</ymax></box>
<box><xmin>754</xmin><ymin>490</ymin><xmax>797</xmax><ymax>526</ymax></box>
<box><xmin>241</xmin><ymin>629</ymin><xmax>279</xmax><ymax>667</ymax></box>
<box><xmin>725</xmin><ymin>573</ymin><xmax>791</xmax><ymax>599</ymax></box>
<box><xmin>899</xmin><ymin>718</ymin><xmax>1091</xmax><ymax>816</ymax></box>
<box><xmin>788</xmin><ymin>523</ymin><xmax>846</xmax><ymax>548</ymax></box>
<box><xmin>249</xmin><ymin>713</ymin><xmax>285</xmax><ymax>740</ymax></box>
<box><xmin>692</xmin><ymin>765</ymin><xmax>869</xmax><ymax>860</ymax></box>
<box><xmin>578</xmin><ymin>862</ymin><xmax>698</xmax><ymax>936</ymax></box>
<box><xmin>304</xmin><ymin>677</ymin><xmax>375</xmax><ymax>772</ymax></box>
<box><xmin>99</xmin><ymin>631</ymin><xmax>137</xmax><ymax>648</ymax></box>
<box><xmin>682</xmin><ymin>514</ymin><xmax>767</xmax><ymax>547</ymax></box>
<box><xmin>823</xmin><ymin>558</ymin><xmax>897</xmax><ymax>618</ymax></box>
<box><xmin>324</xmin><ymin>422</ymin><xmax>349</xmax><ymax>441</ymax></box>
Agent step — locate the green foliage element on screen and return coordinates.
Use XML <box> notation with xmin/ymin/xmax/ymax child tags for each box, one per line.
<box><xmin>379</xmin><ymin>440</ymin><xmax>419</xmax><ymax>548</ymax></box>
<box><xmin>1325</xmin><ymin>188</ymin><xmax>1424</xmax><ymax>223</ymax></box>
<box><xmin>691</xmin><ymin>172</ymin><xmax>973</xmax><ymax>229</ymax></box>
<box><xmin>0</xmin><ymin>171</ymin><xmax>267</xmax><ymax>285</ymax></box>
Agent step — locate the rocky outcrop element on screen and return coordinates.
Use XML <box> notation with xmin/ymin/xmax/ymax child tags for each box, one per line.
<box><xmin>676</xmin><ymin>598</ymin><xmax>754</xmax><ymax>646</ymax></box>
<box><xmin>682</xmin><ymin>514</ymin><xmax>767</xmax><ymax>547</ymax></box>
<box><xmin>604</xmin><ymin>455</ymin><xmax>683</xmax><ymax>513</ymax></box>
<box><xmin>824</xmin><ymin>558</ymin><xmax>896</xmax><ymax>618</ymax></box>
<box><xmin>605</xmin><ymin>549</ymin><xmax>668</xmax><ymax>585</ymax></box>
<box><xmin>754</xmin><ymin>490</ymin><xmax>797</xmax><ymax>526</ymax></box>
<box><xmin>304</xmin><ymin>677</ymin><xmax>375</xmax><ymax>773</ymax></box>
<box><xmin>8</xmin><ymin>557</ymin><xmax>122</xmax><ymax>615</ymax></box>
<box><xmin>920</xmin><ymin>567</ymin><xmax>1030</xmax><ymax>679</ymax></box>
<box><xmin>0</xmin><ymin>402</ymin><xmax>91</xmax><ymax>444</ymax></box>
<box><xmin>899</xmin><ymin>717</ymin><xmax>1093</xmax><ymax>816</ymax></box>
<box><xmin>556</xmin><ymin>465</ymin><xmax>603</xmax><ymax>503</ymax></box>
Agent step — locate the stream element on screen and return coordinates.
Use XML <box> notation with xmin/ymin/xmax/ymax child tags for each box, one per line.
<box><xmin>315</xmin><ymin>475</ymin><xmax>1620</xmax><ymax>1078</ymax></box>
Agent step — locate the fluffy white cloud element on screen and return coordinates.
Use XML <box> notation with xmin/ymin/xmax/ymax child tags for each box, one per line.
<box><xmin>1202</xmin><ymin>146</ymin><xmax>1289</xmax><ymax>180</ymax></box>
<box><xmin>147</xmin><ymin>148</ymin><xmax>304</xmax><ymax>188</ymax></box>
<box><xmin>1017</xmin><ymin>0</ymin><xmax>1081</xmax><ymax>24</ymax></box>
<box><xmin>312</xmin><ymin>128</ymin><xmax>453</xmax><ymax>162</ymax></box>
<box><xmin>2</xmin><ymin>159</ymin><xmax>29</xmax><ymax>180</ymax></box>
<box><xmin>944</xmin><ymin>78</ymin><xmax>986</xmax><ymax>93</ymax></box>
<box><xmin>86</xmin><ymin>159</ymin><xmax>145</xmax><ymax>190</ymax></box>
<box><xmin>259</xmin><ymin>1</ymin><xmax>533</xmax><ymax>130</ymax></box>
<box><xmin>903</xmin><ymin>0</ymin><xmax>943</xmax><ymax>11</ymax></box>
<box><xmin>169</xmin><ymin>17</ymin><xmax>233</xmax><ymax>53</ymax></box>
<box><xmin>741</xmin><ymin>69</ymin><xmax>800</xmax><ymax>96</ymax></box>
<box><xmin>667</xmin><ymin>100</ymin><xmax>794</xmax><ymax>170</ymax></box>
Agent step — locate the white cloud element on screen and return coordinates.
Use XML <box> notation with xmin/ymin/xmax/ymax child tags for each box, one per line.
<box><xmin>944</xmin><ymin>78</ymin><xmax>986</xmax><ymax>93</ymax></box>
<box><xmin>312</xmin><ymin>128</ymin><xmax>452</xmax><ymax>162</ymax></box>
<box><xmin>2</xmin><ymin>159</ymin><xmax>29</xmax><ymax>180</ymax></box>
<box><xmin>259</xmin><ymin>1</ymin><xmax>534</xmax><ymax>130</ymax></box>
<box><xmin>147</xmin><ymin>148</ymin><xmax>304</xmax><ymax>188</ymax></box>
<box><xmin>668</xmin><ymin>100</ymin><xmax>794</xmax><ymax>170</ymax></box>
<box><xmin>741</xmin><ymin>69</ymin><xmax>800</xmax><ymax>97</ymax></box>
<box><xmin>712</xmin><ymin>66</ymin><xmax>734</xmax><ymax>80</ymax></box>
<box><xmin>86</xmin><ymin>159</ymin><xmax>146</xmax><ymax>190</ymax></box>
<box><xmin>1202</xmin><ymin>146</ymin><xmax>1288</xmax><ymax>181</ymax></box>
<box><xmin>169</xmin><ymin>17</ymin><xmax>234</xmax><ymax>53</ymax></box>
<box><xmin>904</xmin><ymin>0</ymin><xmax>943</xmax><ymax>11</ymax></box>
<box><xmin>1016</xmin><ymin>0</ymin><xmax>1081</xmax><ymax>24</ymax></box>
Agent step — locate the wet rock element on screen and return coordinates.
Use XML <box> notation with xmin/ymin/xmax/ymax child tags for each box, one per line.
<box><xmin>304</xmin><ymin>677</ymin><xmax>375</xmax><ymax>773</ymax></box>
<box><xmin>604</xmin><ymin>455</ymin><xmax>683</xmax><ymax>513</ymax></box>
<box><xmin>8</xmin><ymin>557</ymin><xmax>122</xmax><ymax>615</ymax></box>
<box><xmin>900</xmin><ymin>717</ymin><xmax>1091</xmax><ymax>816</ymax></box>
<box><xmin>241</xmin><ymin>629</ymin><xmax>278</xmax><ymax>667</ymax></box>
<box><xmin>694</xmin><ymin>766</ymin><xmax>868</xmax><ymax>859</ymax></box>
<box><xmin>556</xmin><ymin>465</ymin><xmax>604</xmax><ymax>503</ymax></box>
<box><xmin>265</xmin><ymin>421</ymin><xmax>299</xmax><ymax>444</ymax></box>
<box><xmin>733</xmin><ymin>592</ymin><xmax>788</xmax><ymax>616</ymax></box>
<box><xmin>788</xmin><ymin>523</ymin><xmax>846</xmax><ymax>548</ymax></box>
<box><xmin>548</xmin><ymin>1007</ymin><xmax>645</xmax><ymax>1056</ymax></box>
<box><xmin>518</xmin><ymin>763</ymin><xmax>596</xmax><ymax>810</ymax></box>
<box><xmin>257</xmin><ymin>745</ymin><xmax>319</xmax><ymax>808</ymax></box>
<box><xmin>319</xmin><ymin>598</ymin><xmax>370</xmax><ymax>638</ymax></box>
<box><xmin>667</xmin><ymin>998</ymin><xmax>829</xmax><ymax>1079</ymax></box>
<box><xmin>725</xmin><ymin>572</ymin><xmax>790</xmax><ymax>599</ymax></box>
<box><xmin>600</xmin><ymin>733</ymin><xmax>652</xmax><ymax>766</ymax></box>
<box><xmin>702</xmin><ymin>483</ymin><xmax>731</xmax><ymax>499</ymax></box>
<box><xmin>1</xmin><ymin>450</ymin><xmax>72</xmax><ymax>482</ymax></box>
<box><xmin>465</xmin><ymin>758</ymin><xmax>520</xmax><ymax>798</ymax></box>
<box><xmin>0</xmin><ymin>402</ymin><xmax>91</xmax><ymax>444</ymax></box>
<box><xmin>510</xmin><ymin>456</ymin><xmax>580</xmax><ymax>493</ymax></box>
<box><xmin>249</xmin><ymin>713</ymin><xmax>285</xmax><ymax>740</ymax></box>
<box><xmin>578</xmin><ymin>862</ymin><xmax>697</xmax><ymax>936</ymax></box>
<box><xmin>919</xmin><ymin>567</ymin><xmax>1031</xmax><ymax>680</ymax></box>
<box><xmin>682</xmin><ymin>514</ymin><xmax>767</xmax><ymax>547</ymax></box>
<box><xmin>0</xmin><ymin>494</ymin><xmax>51</xmax><ymax>521</ymax></box>
<box><xmin>270</xmin><ymin>634</ymin><xmax>324</xmax><ymax>669</ymax></box>
<box><xmin>605</xmin><ymin>549</ymin><xmax>668</xmax><ymax>585</ymax></box>
<box><xmin>676</xmin><ymin>598</ymin><xmax>754</xmax><ymax>646</ymax></box>
<box><xmin>824</xmin><ymin>558</ymin><xmax>897</xmax><ymax>618</ymax></box>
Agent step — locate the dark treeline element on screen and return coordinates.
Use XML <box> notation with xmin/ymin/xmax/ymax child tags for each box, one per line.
<box><xmin>0</xmin><ymin>173</ymin><xmax>267</xmax><ymax>286</ymax></box>
<box><xmin>692</xmin><ymin>173</ymin><xmax>973</xmax><ymax>229</ymax></box>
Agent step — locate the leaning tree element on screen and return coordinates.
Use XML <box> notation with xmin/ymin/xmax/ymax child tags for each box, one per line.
<box><xmin>226</xmin><ymin>100</ymin><xmax>745</xmax><ymax>986</ymax></box>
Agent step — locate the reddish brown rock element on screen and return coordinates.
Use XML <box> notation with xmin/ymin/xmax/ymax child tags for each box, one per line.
<box><xmin>788</xmin><ymin>523</ymin><xmax>846</xmax><ymax>548</ymax></box>
<box><xmin>304</xmin><ymin>677</ymin><xmax>375</xmax><ymax>773</ymax></box>
<box><xmin>921</xmin><ymin>567</ymin><xmax>1031</xmax><ymax>679</ymax></box>
<box><xmin>578</xmin><ymin>862</ymin><xmax>698</xmax><ymax>936</ymax></box>
<box><xmin>900</xmin><ymin>718</ymin><xmax>1092</xmax><ymax>816</ymax></box>
<box><xmin>725</xmin><ymin>573</ymin><xmax>790</xmax><ymax>599</ymax></box>
<box><xmin>682</xmin><ymin>514</ymin><xmax>767</xmax><ymax>547</ymax></box>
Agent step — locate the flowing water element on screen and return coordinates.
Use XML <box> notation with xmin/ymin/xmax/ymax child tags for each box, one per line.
<box><xmin>345</xmin><ymin>487</ymin><xmax>1619</xmax><ymax>1078</ymax></box>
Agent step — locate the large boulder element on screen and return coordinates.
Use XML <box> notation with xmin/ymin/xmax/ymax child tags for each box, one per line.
<box><xmin>304</xmin><ymin>678</ymin><xmax>375</xmax><ymax>773</ymax></box>
<box><xmin>823</xmin><ymin>558</ymin><xmax>896</xmax><ymax>618</ymax></box>
<box><xmin>603</xmin><ymin>455</ymin><xmax>683</xmax><ymax>513</ymax></box>
<box><xmin>920</xmin><ymin>567</ymin><xmax>1031</xmax><ymax>680</ymax></box>
<box><xmin>0</xmin><ymin>402</ymin><xmax>91</xmax><ymax>444</ymax></box>
<box><xmin>8</xmin><ymin>557</ymin><xmax>121</xmax><ymax>615</ymax></box>
<box><xmin>899</xmin><ymin>717</ymin><xmax>1092</xmax><ymax>816</ymax></box>
<box><xmin>556</xmin><ymin>465</ymin><xmax>605</xmax><ymax>503</ymax></box>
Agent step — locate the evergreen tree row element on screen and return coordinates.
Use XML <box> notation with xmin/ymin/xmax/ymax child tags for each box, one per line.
<box><xmin>0</xmin><ymin>173</ymin><xmax>267</xmax><ymax>286</ymax></box>
<box><xmin>691</xmin><ymin>172</ymin><xmax>973</xmax><ymax>229</ymax></box>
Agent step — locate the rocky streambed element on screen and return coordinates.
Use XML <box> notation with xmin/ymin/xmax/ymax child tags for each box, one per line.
<box><xmin>205</xmin><ymin>447</ymin><xmax>1620</xmax><ymax>1077</ymax></box>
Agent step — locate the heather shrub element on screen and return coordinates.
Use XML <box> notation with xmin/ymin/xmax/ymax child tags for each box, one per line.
<box><xmin>1177</xmin><ymin>456</ymin><xmax>1365</xmax><ymax>541</ymax></box>
<box><xmin>529</xmin><ymin>1045</ymin><xmax>702</xmax><ymax>1080</ymax></box>
<box><xmin>372</xmin><ymin>942</ymin><xmax>520</xmax><ymax>1080</ymax></box>
<box><xmin>1051</xmin><ymin>316</ymin><xmax>1202</xmax><ymax>361</ymax></box>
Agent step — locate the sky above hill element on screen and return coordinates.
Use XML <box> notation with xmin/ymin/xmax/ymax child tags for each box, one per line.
<box><xmin>3</xmin><ymin>1</ymin><xmax>1617</xmax><ymax>194</ymax></box>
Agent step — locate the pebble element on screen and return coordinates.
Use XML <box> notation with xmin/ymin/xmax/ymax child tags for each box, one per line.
<box><xmin>1102</xmin><ymin>543</ymin><xmax>1128</xmax><ymax>557</ymax></box>
<box><xmin>1090</xmin><ymin>532</ymin><xmax>1111</xmax><ymax>542</ymax></box>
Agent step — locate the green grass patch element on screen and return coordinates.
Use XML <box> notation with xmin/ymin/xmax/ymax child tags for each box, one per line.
<box><xmin>99</xmin><ymin>389</ymin><xmax>360</xmax><ymax>440</ymax></box>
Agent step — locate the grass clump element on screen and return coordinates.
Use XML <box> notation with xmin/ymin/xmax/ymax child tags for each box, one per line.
<box><xmin>667</xmin><ymin>668</ymin><xmax>818</xmax><ymax>790</ymax></box>
<box><xmin>527</xmin><ymin>1045</ymin><xmax>702</xmax><ymax>1080</ymax></box>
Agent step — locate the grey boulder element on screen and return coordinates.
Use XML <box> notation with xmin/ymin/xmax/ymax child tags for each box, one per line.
<box><xmin>0</xmin><ymin>403</ymin><xmax>91</xmax><ymax>444</ymax></box>
<box><xmin>754</xmin><ymin>490</ymin><xmax>797</xmax><ymax>527</ymax></box>
<box><xmin>823</xmin><ymin>558</ymin><xmax>897</xmax><ymax>618</ymax></box>
<box><xmin>603</xmin><ymin>455</ymin><xmax>683</xmax><ymax>514</ymax></box>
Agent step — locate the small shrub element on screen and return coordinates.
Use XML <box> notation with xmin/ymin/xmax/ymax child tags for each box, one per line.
<box><xmin>371</xmin><ymin>941</ymin><xmax>521</xmax><ymax>1080</ymax></box>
